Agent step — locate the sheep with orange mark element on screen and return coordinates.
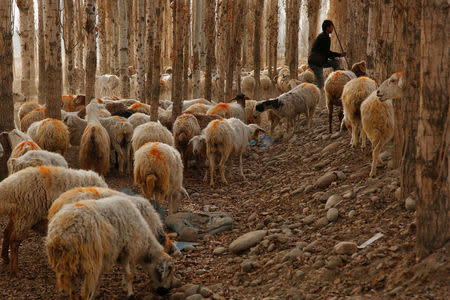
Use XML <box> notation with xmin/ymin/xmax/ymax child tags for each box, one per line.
<box><xmin>342</xmin><ymin>76</ymin><xmax>377</xmax><ymax>148</ymax></box>
<box><xmin>173</xmin><ymin>114</ymin><xmax>201</xmax><ymax>167</ymax></box>
<box><xmin>129</xmin><ymin>102</ymin><xmax>152</xmax><ymax>115</ymax></box>
<box><xmin>8</xmin><ymin>149</ymin><xmax>68</xmax><ymax>174</ymax></box>
<box><xmin>18</xmin><ymin>102</ymin><xmax>40</xmax><ymax>122</ymax></box>
<box><xmin>184</xmin><ymin>103</ymin><xmax>212</xmax><ymax>114</ymax></box>
<box><xmin>0</xmin><ymin>165</ymin><xmax>107</xmax><ymax>276</ymax></box>
<box><xmin>132</xmin><ymin>121</ymin><xmax>174</xmax><ymax>153</ymax></box>
<box><xmin>241</xmin><ymin>74</ymin><xmax>274</xmax><ymax>100</ymax></box>
<box><xmin>134</xmin><ymin>142</ymin><xmax>188</xmax><ymax>215</ymax></box>
<box><xmin>207</xmin><ymin>98</ymin><xmax>246</xmax><ymax>122</ymax></box>
<box><xmin>48</xmin><ymin>187</ymin><xmax>179</xmax><ymax>256</ymax></box>
<box><xmin>20</xmin><ymin>107</ymin><xmax>46</xmax><ymax>132</ymax></box>
<box><xmin>254</xmin><ymin>82</ymin><xmax>321</xmax><ymax>138</ymax></box>
<box><xmin>189</xmin><ymin>113</ymin><xmax>221</xmax><ymax>130</ymax></box>
<box><xmin>79</xmin><ymin>101</ymin><xmax>111</xmax><ymax>176</ymax></box>
<box><xmin>361</xmin><ymin>72</ymin><xmax>405</xmax><ymax>177</ymax></box>
<box><xmin>167</xmin><ymin>98</ymin><xmax>212</xmax><ymax>112</ymax></box>
<box><xmin>298</xmin><ymin>69</ymin><xmax>316</xmax><ymax>84</ymax></box>
<box><xmin>26</xmin><ymin>118</ymin><xmax>70</xmax><ymax>156</ymax></box>
<box><xmin>61</xmin><ymin>94</ymin><xmax>86</xmax><ymax>112</ymax></box>
<box><xmin>46</xmin><ymin>196</ymin><xmax>176</xmax><ymax>299</ymax></box>
<box><xmin>205</xmin><ymin>118</ymin><xmax>264</xmax><ymax>187</ymax></box>
<box><xmin>9</xmin><ymin>141</ymin><xmax>41</xmax><ymax>161</ymax></box>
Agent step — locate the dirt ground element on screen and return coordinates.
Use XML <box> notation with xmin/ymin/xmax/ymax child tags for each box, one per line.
<box><xmin>1</xmin><ymin>102</ymin><xmax>449</xmax><ymax>300</ymax></box>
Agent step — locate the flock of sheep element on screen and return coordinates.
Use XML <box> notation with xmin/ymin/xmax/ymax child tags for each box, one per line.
<box><xmin>0</xmin><ymin>60</ymin><xmax>404</xmax><ymax>298</ymax></box>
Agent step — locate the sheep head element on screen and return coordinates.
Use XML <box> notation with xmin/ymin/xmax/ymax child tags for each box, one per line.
<box><xmin>351</xmin><ymin>61</ymin><xmax>366</xmax><ymax>77</ymax></box>
<box><xmin>377</xmin><ymin>72</ymin><xmax>405</xmax><ymax>101</ymax></box>
<box><xmin>143</xmin><ymin>252</ymin><xmax>176</xmax><ymax>296</ymax></box>
<box><xmin>247</xmin><ymin>124</ymin><xmax>265</xmax><ymax>141</ymax></box>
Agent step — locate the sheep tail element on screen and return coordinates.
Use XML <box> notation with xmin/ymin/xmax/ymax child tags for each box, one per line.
<box><xmin>141</xmin><ymin>174</ymin><xmax>157</xmax><ymax>200</ymax></box>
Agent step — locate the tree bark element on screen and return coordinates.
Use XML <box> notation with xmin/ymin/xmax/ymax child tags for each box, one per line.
<box><xmin>45</xmin><ymin>0</ymin><xmax>62</xmax><ymax>120</ymax></box>
<box><xmin>137</xmin><ymin>0</ymin><xmax>147</xmax><ymax>102</ymax></box>
<box><xmin>345</xmin><ymin>0</ymin><xmax>369</xmax><ymax>67</ymax></box>
<box><xmin>98</xmin><ymin>0</ymin><xmax>107</xmax><ymax>75</ymax></box>
<box><xmin>84</xmin><ymin>0</ymin><xmax>96</xmax><ymax>103</ymax></box>
<box><xmin>151</xmin><ymin>0</ymin><xmax>163</xmax><ymax>121</ymax></box>
<box><xmin>289</xmin><ymin>0</ymin><xmax>300</xmax><ymax>80</ymax></box>
<box><xmin>182</xmin><ymin>0</ymin><xmax>191</xmax><ymax>100</ymax></box>
<box><xmin>113</xmin><ymin>0</ymin><xmax>120</xmax><ymax>74</ymax></box>
<box><xmin>267</xmin><ymin>0</ymin><xmax>278</xmax><ymax>84</ymax></box>
<box><xmin>105</xmin><ymin>0</ymin><xmax>114</xmax><ymax>74</ymax></box>
<box><xmin>162</xmin><ymin>0</ymin><xmax>172</xmax><ymax>70</ymax></box>
<box><xmin>192</xmin><ymin>0</ymin><xmax>203</xmax><ymax>98</ymax></box>
<box><xmin>171</xmin><ymin>0</ymin><xmax>183</xmax><ymax>122</ymax></box>
<box><xmin>415</xmin><ymin>0</ymin><xmax>449</xmax><ymax>259</ymax></box>
<box><xmin>28</xmin><ymin>0</ymin><xmax>36</xmax><ymax>97</ymax></box>
<box><xmin>0</xmin><ymin>0</ymin><xmax>14</xmax><ymax>179</ymax></box>
<box><xmin>366</xmin><ymin>0</ymin><xmax>381</xmax><ymax>80</ymax></box>
<box><xmin>245</xmin><ymin>0</ymin><xmax>256</xmax><ymax>70</ymax></box>
<box><xmin>119</xmin><ymin>0</ymin><xmax>130</xmax><ymax>98</ymax></box>
<box><xmin>128</xmin><ymin>0</ymin><xmax>135</xmax><ymax>69</ymax></box>
<box><xmin>204</xmin><ymin>0</ymin><xmax>215</xmax><ymax>100</ymax></box>
<box><xmin>253</xmin><ymin>2</ymin><xmax>262</xmax><ymax>100</ymax></box>
<box><xmin>328</xmin><ymin>0</ymin><xmax>347</xmax><ymax>58</ymax></box>
<box><xmin>215</xmin><ymin>0</ymin><xmax>228</xmax><ymax>102</ymax></box>
<box><xmin>17</xmin><ymin>0</ymin><xmax>31</xmax><ymax>99</ymax></box>
<box><xmin>64</xmin><ymin>0</ymin><xmax>75</xmax><ymax>94</ymax></box>
<box><xmin>307</xmin><ymin>0</ymin><xmax>321</xmax><ymax>54</ymax></box>
<box><xmin>38</xmin><ymin>0</ymin><xmax>46</xmax><ymax>104</ymax></box>
<box><xmin>75</xmin><ymin>0</ymin><xmax>85</xmax><ymax>93</ymax></box>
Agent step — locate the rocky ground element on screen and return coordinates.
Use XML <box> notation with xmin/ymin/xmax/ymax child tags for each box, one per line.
<box><xmin>0</xmin><ymin>102</ymin><xmax>449</xmax><ymax>299</ymax></box>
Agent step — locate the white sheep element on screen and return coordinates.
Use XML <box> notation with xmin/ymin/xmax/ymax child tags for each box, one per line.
<box><xmin>79</xmin><ymin>101</ymin><xmax>111</xmax><ymax>176</ymax></box>
<box><xmin>0</xmin><ymin>165</ymin><xmax>107</xmax><ymax>275</ymax></box>
<box><xmin>7</xmin><ymin>149</ymin><xmax>68</xmax><ymax>174</ymax></box>
<box><xmin>46</xmin><ymin>196</ymin><xmax>176</xmax><ymax>299</ymax></box>
<box><xmin>254</xmin><ymin>82</ymin><xmax>321</xmax><ymax>137</ymax></box>
<box><xmin>134</xmin><ymin>142</ymin><xmax>188</xmax><ymax>215</ymax></box>
<box><xmin>95</xmin><ymin>74</ymin><xmax>120</xmax><ymax>98</ymax></box>
<box><xmin>62</xmin><ymin>113</ymin><xmax>87</xmax><ymax>146</ymax></box>
<box><xmin>205</xmin><ymin>118</ymin><xmax>263</xmax><ymax>187</ymax></box>
<box><xmin>361</xmin><ymin>72</ymin><xmax>405</xmax><ymax>177</ymax></box>
<box><xmin>132</xmin><ymin>121</ymin><xmax>174</xmax><ymax>153</ymax></box>
<box><xmin>18</xmin><ymin>102</ymin><xmax>40</xmax><ymax>122</ymax></box>
<box><xmin>26</xmin><ymin>118</ymin><xmax>70</xmax><ymax>156</ymax></box>
<box><xmin>48</xmin><ymin>186</ymin><xmax>179</xmax><ymax>256</ymax></box>
<box><xmin>128</xmin><ymin>112</ymin><xmax>150</xmax><ymax>129</ymax></box>
<box><xmin>342</xmin><ymin>77</ymin><xmax>377</xmax><ymax>148</ymax></box>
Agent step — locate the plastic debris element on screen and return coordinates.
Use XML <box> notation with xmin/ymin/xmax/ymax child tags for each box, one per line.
<box><xmin>250</xmin><ymin>136</ymin><xmax>275</xmax><ymax>149</ymax></box>
<box><xmin>357</xmin><ymin>232</ymin><xmax>384</xmax><ymax>249</ymax></box>
<box><xmin>174</xmin><ymin>241</ymin><xmax>199</xmax><ymax>251</ymax></box>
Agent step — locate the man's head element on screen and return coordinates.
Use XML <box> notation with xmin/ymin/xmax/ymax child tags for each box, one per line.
<box><xmin>322</xmin><ymin>20</ymin><xmax>334</xmax><ymax>34</ymax></box>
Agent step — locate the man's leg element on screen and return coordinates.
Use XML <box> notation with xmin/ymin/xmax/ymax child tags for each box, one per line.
<box><xmin>310</xmin><ymin>64</ymin><xmax>324</xmax><ymax>89</ymax></box>
<box><xmin>324</xmin><ymin>58</ymin><xmax>341</xmax><ymax>70</ymax></box>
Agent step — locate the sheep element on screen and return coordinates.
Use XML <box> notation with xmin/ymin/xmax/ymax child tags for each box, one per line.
<box><xmin>0</xmin><ymin>165</ymin><xmax>107</xmax><ymax>275</ymax></box>
<box><xmin>62</xmin><ymin>113</ymin><xmax>87</xmax><ymax>146</ymax></box>
<box><xmin>132</xmin><ymin>121</ymin><xmax>174</xmax><ymax>153</ymax></box>
<box><xmin>184</xmin><ymin>103</ymin><xmax>212</xmax><ymax>114</ymax></box>
<box><xmin>1</xmin><ymin>129</ymin><xmax>34</xmax><ymax>152</ymax></box>
<box><xmin>46</xmin><ymin>196</ymin><xmax>176</xmax><ymax>299</ymax></box>
<box><xmin>9</xmin><ymin>141</ymin><xmax>41</xmax><ymax>160</ymax></box>
<box><xmin>61</xmin><ymin>94</ymin><xmax>86</xmax><ymax>112</ymax></box>
<box><xmin>8</xmin><ymin>149</ymin><xmax>68</xmax><ymax>174</ymax></box>
<box><xmin>20</xmin><ymin>106</ymin><xmax>46</xmax><ymax>132</ymax></box>
<box><xmin>79</xmin><ymin>102</ymin><xmax>111</xmax><ymax>176</ymax></box>
<box><xmin>48</xmin><ymin>187</ymin><xmax>179</xmax><ymax>256</ymax></box>
<box><xmin>254</xmin><ymin>82</ymin><xmax>321</xmax><ymax>137</ymax></box>
<box><xmin>95</xmin><ymin>74</ymin><xmax>120</xmax><ymax>98</ymax></box>
<box><xmin>361</xmin><ymin>72</ymin><xmax>405</xmax><ymax>177</ymax></box>
<box><xmin>205</xmin><ymin>118</ymin><xmax>264</xmax><ymax>187</ymax></box>
<box><xmin>128</xmin><ymin>112</ymin><xmax>150</xmax><ymax>129</ymax></box>
<box><xmin>26</xmin><ymin>118</ymin><xmax>70</xmax><ymax>156</ymax></box>
<box><xmin>342</xmin><ymin>76</ymin><xmax>377</xmax><ymax>148</ymax></box>
<box><xmin>18</xmin><ymin>102</ymin><xmax>40</xmax><ymax>122</ymax></box>
<box><xmin>173</xmin><ymin>113</ymin><xmax>201</xmax><ymax>167</ymax></box>
<box><xmin>207</xmin><ymin>101</ymin><xmax>245</xmax><ymax>122</ymax></box>
<box><xmin>187</xmin><ymin>134</ymin><xmax>207</xmax><ymax>173</ymax></box>
<box><xmin>13</xmin><ymin>92</ymin><xmax>26</xmax><ymax>103</ymax></box>
<box><xmin>159</xmin><ymin>99</ymin><xmax>173</xmax><ymax>110</ymax></box>
<box><xmin>134</xmin><ymin>142</ymin><xmax>188</xmax><ymax>215</ymax></box>
<box><xmin>167</xmin><ymin>98</ymin><xmax>212</xmax><ymax>112</ymax></box>
<box><xmin>99</xmin><ymin>116</ymin><xmax>134</xmax><ymax>174</ymax></box>
<box><xmin>129</xmin><ymin>102</ymin><xmax>152</xmax><ymax>115</ymax></box>
<box><xmin>190</xmin><ymin>113</ymin><xmax>222</xmax><ymax>130</ymax></box>
<box><xmin>298</xmin><ymin>69</ymin><xmax>316</xmax><ymax>84</ymax></box>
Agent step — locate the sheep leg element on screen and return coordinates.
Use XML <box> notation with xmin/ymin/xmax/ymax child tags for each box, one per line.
<box><xmin>369</xmin><ymin>139</ymin><xmax>384</xmax><ymax>178</ymax></box>
<box><xmin>57</xmin><ymin>273</ymin><xmax>73</xmax><ymax>299</ymax></box>
<box><xmin>209</xmin><ymin>153</ymin><xmax>215</xmax><ymax>187</ymax></box>
<box><xmin>239</xmin><ymin>154</ymin><xmax>246</xmax><ymax>180</ymax></box>
<box><xmin>361</xmin><ymin>128</ymin><xmax>367</xmax><ymax>150</ymax></box>
<box><xmin>328</xmin><ymin>103</ymin><xmax>333</xmax><ymax>133</ymax></box>
<box><xmin>111</xmin><ymin>141</ymin><xmax>125</xmax><ymax>173</ymax></box>
<box><xmin>338</xmin><ymin>106</ymin><xmax>344</xmax><ymax>130</ymax></box>
<box><xmin>218</xmin><ymin>152</ymin><xmax>229</xmax><ymax>185</ymax></box>
<box><xmin>9</xmin><ymin>230</ymin><xmax>22</xmax><ymax>276</ymax></box>
<box><xmin>81</xmin><ymin>269</ymin><xmax>100</xmax><ymax>300</ymax></box>
<box><xmin>126</xmin><ymin>144</ymin><xmax>132</xmax><ymax>175</ymax></box>
<box><xmin>1</xmin><ymin>219</ymin><xmax>13</xmax><ymax>264</ymax></box>
<box><xmin>123</xmin><ymin>262</ymin><xmax>135</xmax><ymax>297</ymax></box>
<box><xmin>351</xmin><ymin>124</ymin><xmax>360</xmax><ymax>148</ymax></box>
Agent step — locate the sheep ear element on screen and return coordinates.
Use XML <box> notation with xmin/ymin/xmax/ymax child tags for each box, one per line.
<box><xmin>398</xmin><ymin>75</ymin><xmax>405</xmax><ymax>89</ymax></box>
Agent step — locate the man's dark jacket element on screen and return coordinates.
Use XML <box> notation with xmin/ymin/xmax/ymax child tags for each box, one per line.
<box><xmin>308</xmin><ymin>31</ymin><xmax>341</xmax><ymax>66</ymax></box>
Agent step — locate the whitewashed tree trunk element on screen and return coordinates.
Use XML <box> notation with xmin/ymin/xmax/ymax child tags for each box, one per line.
<box><xmin>182</xmin><ymin>0</ymin><xmax>191</xmax><ymax>100</ymax></box>
<box><xmin>45</xmin><ymin>0</ymin><xmax>62</xmax><ymax>119</ymax></box>
<box><xmin>84</xmin><ymin>0</ymin><xmax>97</xmax><ymax>103</ymax></box>
<box><xmin>253</xmin><ymin>2</ymin><xmax>262</xmax><ymax>100</ymax></box>
<box><xmin>119</xmin><ymin>0</ymin><xmax>130</xmax><ymax>98</ymax></box>
<box><xmin>307</xmin><ymin>0</ymin><xmax>321</xmax><ymax>53</ymax></box>
<box><xmin>75</xmin><ymin>0</ymin><xmax>85</xmax><ymax>93</ymax></box>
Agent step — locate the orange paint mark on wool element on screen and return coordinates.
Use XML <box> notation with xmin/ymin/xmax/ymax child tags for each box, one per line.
<box><xmin>16</xmin><ymin>141</ymin><xmax>40</xmax><ymax>152</ymax></box>
<box><xmin>130</xmin><ymin>103</ymin><xmax>143</xmax><ymax>110</ymax></box>
<box><xmin>38</xmin><ymin>165</ymin><xmax>56</xmax><ymax>179</ymax></box>
<box><xmin>209</xmin><ymin>104</ymin><xmax>230</xmax><ymax>117</ymax></box>
<box><xmin>395</xmin><ymin>72</ymin><xmax>403</xmax><ymax>77</ymax></box>
<box><xmin>163</xmin><ymin>232</ymin><xmax>173</xmax><ymax>253</ymax></box>
<box><xmin>113</xmin><ymin>116</ymin><xmax>127</xmax><ymax>122</ymax></box>
<box><xmin>81</xmin><ymin>125</ymin><xmax>94</xmax><ymax>139</ymax></box>
<box><xmin>62</xmin><ymin>94</ymin><xmax>74</xmax><ymax>100</ymax></box>
<box><xmin>149</xmin><ymin>142</ymin><xmax>166</xmax><ymax>163</ymax></box>
<box><xmin>74</xmin><ymin>202</ymin><xmax>86</xmax><ymax>207</ymax></box>
<box><xmin>84</xmin><ymin>187</ymin><xmax>101</xmax><ymax>197</ymax></box>
<box><xmin>307</xmin><ymin>68</ymin><xmax>312</xmax><ymax>72</ymax></box>
<box><xmin>96</xmin><ymin>98</ymin><xmax>105</xmax><ymax>103</ymax></box>
<box><xmin>300</xmin><ymin>82</ymin><xmax>314</xmax><ymax>88</ymax></box>
<box><xmin>209</xmin><ymin>119</ymin><xmax>224</xmax><ymax>134</ymax></box>
<box><xmin>40</xmin><ymin>118</ymin><xmax>65</xmax><ymax>131</ymax></box>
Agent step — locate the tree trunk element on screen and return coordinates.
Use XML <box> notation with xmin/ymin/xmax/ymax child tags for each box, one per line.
<box><xmin>84</xmin><ymin>0</ymin><xmax>97</xmax><ymax>103</ymax></box>
<box><xmin>17</xmin><ymin>0</ymin><xmax>31</xmax><ymax>99</ymax></box>
<box><xmin>289</xmin><ymin>0</ymin><xmax>300</xmax><ymax>80</ymax></box>
<box><xmin>0</xmin><ymin>0</ymin><xmax>14</xmax><ymax>179</ymax></box>
<box><xmin>267</xmin><ymin>0</ymin><xmax>278</xmax><ymax>84</ymax></box>
<box><xmin>137</xmin><ymin>0</ymin><xmax>147</xmax><ymax>102</ymax></box>
<box><xmin>392</xmin><ymin>0</ymin><xmax>420</xmax><ymax>202</ymax></box>
<box><xmin>113</xmin><ymin>0</ymin><xmax>120</xmax><ymax>74</ymax></box>
<box><xmin>119</xmin><ymin>0</ymin><xmax>130</xmax><ymax>98</ymax></box>
<box><xmin>182</xmin><ymin>0</ymin><xmax>191</xmax><ymax>100</ymax></box>
<box><xmin>245</xmin><ymin>0</ymin><xmax>256</xmax><ymax>70</ymax></box>
<box><xmin>105</xmin><ymin>0</ymin><xmax>114</xmax><ymax>74</ymax></box>
<box><xmin>345</xmin><ymin>0</ymin><xmax>369</xmax><ymax>67</ymax></box>
<box><xmin>45</xmin><ymin>0</ymin><xmax>62</xmax><ymax>120</ymax></box>
<box><xmin>204</xmin><ymin>0</ymin><xmax>215</xmax><ymax>100</ymax></box>
<box><xmin>28</xmin><ymin>1</ymin><xmax>36</xmax><ymax>97</ymax></box>
<box><xmin>38</xmin><ymin>0</ymin><xmax>46</xmax><ymax>104</ymax></box>
<box><xmin>75</xmin><ymin>0</ymin><xmax>85</xmax><ymax>93</ymax></box>
<box><xmin>215</xmin><ymin>0</ymin><xmax>228</xmax><ymax>103</ymax></box>
<box><xmin>192</xmin><ymin>0</ymin><xmax>203</xmax><ymax>98</ymax></box>
<box><xmin>145</xmin><ymin>0</ymin><xmax>155</xmax><ymax>105</ymax></box>
<box><xmin>253</xmin><ymin>2</ymin><xmax>262</xmax><ymax>100</ymax></box>
<box><xmin>128</xmin><ymin>0</ymin><xmax>135</xmax><ymax>69</ymax></box>
<box><xmin>307</xmin><ymin>0</ymin><xmax>321</xmax><ymax>53</ymax></box>
<box><xmin>366</xmin><ymin>0</ymin><xmax>381</xmax><ymax>80</ymax></box>
<box><xmin>162</xmin><ymin>0</ymin><xmax>172</xmax><ymax>69</ymax></box>
<box><xmin>171</xmin><ymin>0</ymin><xmax>183</xmax><ymax>122</ymax></box>
<box><xmin>98</xmin><ymin>0</ymin><xmax>107</xmax><ymax>75</ymax></box>
<box><xmin>64</xmin><ymin>0</ymin><xmax>75</xmax><ymax>94</ymax></box>
<box><xmin>415</xmin><ymin>0</ymin><xmax>449</xmax><ymax>259</ymax></box>
<box><xmin>328</xmin><ymin>0</ymin><xmax>347</xmax><ymax>57</ymax></box>
<box><xmin>151</xmin><ymin>0</ymin><xmax>164</xmax><ymax>121</ymax></box>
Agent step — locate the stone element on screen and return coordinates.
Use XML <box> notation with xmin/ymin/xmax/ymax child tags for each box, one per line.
<box><xmin>283</xmin><ymin>248</ymin><xmax>303</xmax><ymax>261</ymax></box>
<box><xmin>248</xmin><ymin>212</ymin><xmax>258</xmax><ymax>222</ymax></box>
<box><xmin>213</xmin><ymin>247</ymin><xmax>227</xmax><ymax>255</ymax></box>
<box><xmin>321</xmin><ymin>142</ymin><xmax>340</xmax><ymax>154</ymax></box>
<box><xmin>348</xmin><ymin>210</ymin><xmax>356</xmax><ymax>218</ymax></box>
<box><xmin>296</xmin><ymin>241</ymin><xmax>308</xmax><ymax>250</ymax></box>
<box><xmin>186</xmin><ymin>295</ymin><xmax>204</xmax><ymax>300</ymax></box>
<box><xmin>394</xmin><ymin>187</ymin><xmax>402</xmax><ymax>201</ymax></box>
<box><xmin>315</xmin><ymin>172</ymin><xmax>337</xmax><ymax>188</ymax></box>
<box><xmin>334</xmin><ymin>242</ymin><xmax>358</xmax><ymax>255</ymax></box>
<box><xmin>303</xmin><ymin>215</ymin><xmax>315</xmax><ymax>225</ymax></box>
<box><xmin>179</xmin><ymin>227</ymin><xmax>199</xmax><ymax>242</ymax></box>
<box><xmin>241</xmin><ymin>260</ymin><xmax>255</xmax><ymax>273</ymax></box>
<box><xmin>335</xmin><ymin>171</ymin><xmax>346</xmax><ymax>180</ymax></box>
<box><xmin>405</xmin><ymin>197</ymin><xmax>416</xmax><ymax>211</ymax></box>
<box><xmin>343</xmin><ymin>190</ymin><xmax>355</xmax><ymax>199</ymax></box>
<box><xmin>166</xmin><ymin>212</ymin><xmax>233</xmax><ymax>237</ymax></box>
<box><xmin>200</xmin><ymin>287</ymin><xmax>213</xmax><ymax>298</ymax></box>
<box><xmin>331</xmin><ymin>132</ymin><xmax>341</xmax><ymax>139</ymax></box>
<box><xmin>229</xmin><ymin>230</ymin><xmax>267</xmax><ymax>253</ymax></box>
<box><xmin>304</xmin><ymin>240</ymin><xmax>319</xmax><ymax>253</ymax></box>
<box><xmin>327</xmin><ymin>208</ymin><xmax>339</xmax><ymax>222</ymax></box>
<box><xmin>316</xmin><ymin>217</ymin><xmax>329</xmax><ymax>227</ymax></box>
<box><xmin>304</xmin><ymin>185</ymin><xmax>314</xmax><ymax>193</ymax></box>
<box><xmin>169</xmin><ymin>292</ymin><xmax>185</xmax><ymax>300</ymax></box>
<box><xmin>325</xmin><ymin>194</ymin><xmax>342</xmax><ymax>209</ymax></box>
<box><xmin>326</xmin><ymin>256</ymin><xmax>342</xmax><ymax>269</ymax></box>
<box><xmin>295</xmin><ymin>270</ymin><xmax>305</xmax><ymax>278</ymax></box>
<box><xmin>195</xmin><ymin>269</ymin><xmax>206</xmax><ymax>275</ymax></box>
<box><xmin>183</xmin><ymin>284</ymin><xmax>200</xmax><ymax>297</ymax></box>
